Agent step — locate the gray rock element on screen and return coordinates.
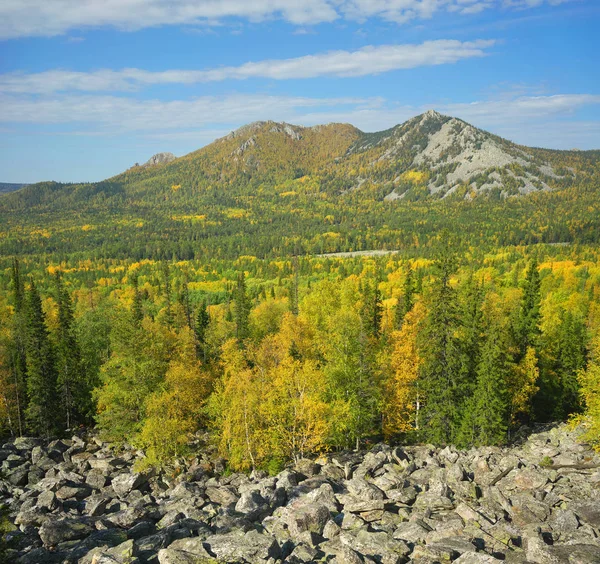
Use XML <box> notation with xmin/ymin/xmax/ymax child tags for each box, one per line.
<box><xmin>88</xmin><ymin>539</ymin><xmax>139</xmax><ymax>563</ymax></box>
<box><xmin>341</xmin><ymin>530</ymin><xmax>410</xmax><ymax>563</ymax></box>
<box><xmin>204</xmin><ymin>529</ymin><xmax>281</xmax><ymax>563</ymax></box>
<box><xmin>157</xmin><ymin>537</ymin><xmax>214</xmax><ymax>563</ymax></box>
<box><xmin>572</xmin><ymin>501</ymin><xmax>600</xmax><ymax>528</ymax></box>
<box><xmin>86</xmin><ymin>470</ymin><xmax>108</xmax><ymax>489</ymax></box>
<box><xmin>235</xmin><ymin>489</ymin><xmax>270</xmax><ymax>521</ymax></box>
<box><xmin>205</xmin><ymin>485</ymin><xmax>239</xmax><ymax>507</ymax></box>
<box><xmin>285</xmin><ymin>501</ymin><xmax>331</xmax><ymax>537</ymax></box>
<box><xmin>39</xmin><ymin>516</ymin><xmax>94</xmax><ymax>546</ymax></box>
<box><xmin>111</xmin><ymin>472</ymin><xmax>149</xmax><ymax>497</ymax></box>
<box><xmin>37</xmin><ymin>490</ymin><xmax>58</xmax><ymax>511</ymax></box>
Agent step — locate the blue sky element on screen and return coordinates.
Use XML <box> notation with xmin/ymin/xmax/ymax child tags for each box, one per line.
<box><xmin>0</xmin><ymin>0</ymin><xmax>598</xmax><ymax>183</ymax></box>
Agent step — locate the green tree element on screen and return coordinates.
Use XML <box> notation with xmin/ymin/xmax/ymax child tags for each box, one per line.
<box><xmin>360</xmin><ymin>278</ymin><xmax>382</xmax><ymax>338</ymax></box>
<box><xmin>95</xmin><ymin>314</ymin><xmax>177</xmax><ymax>442</ymax></box>
<box><xmin>234</xmin><ymin>272</ymin><xmax>251</xmax><ymax>345</ymax></box>
<box><xmin>54</xmin><ymin>274</ymin><xmax>88</xmax><ymax>429</ymax></box>
<box><xmin>289</xmin><ymin>257</ymin><xmax>299</xmax><ymax>316</ymax></box>
<box><xmin>419</xmin><ymin>251</ymin><xmax>465</xmax><ymax>444</ymax></box>
<box><xmin>516</xmin><ymin>260</ymin><xmax>541</xmax><ymax>359</ymax></box>
<box><xmin>195</xmin><ymin>300</ymin><xmax>210</xmax><ymax>362</ymax></box>
<box><xmin>325</xmin><ymin>309</ymin><xmax>380</xmax><ymax>450</ymax></box>
<box><xmin>24</xmin><ymin>281</ymin><xmax>59</xmax><ymax>438</ymax></box>
<box><xmin>9</xmin><ymin>259</ymin><xmax>27</xmax><ymax>435</ymax></box>
<box><xmin>131</xmin><ymin>274</ymin><xmax>144</xmax><ymax>327</ymax></box>
<box><xmin>460</xmin><ymin>323</ymin><xmax>510</xmax><ymax>446</ymax></box>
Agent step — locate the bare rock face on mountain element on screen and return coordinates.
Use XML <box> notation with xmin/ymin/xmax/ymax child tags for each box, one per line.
<box><xmin>347</xmin><ymin>110</ymin><xmax>570</xmax><ymax>200</ymax></box>
<box><xmin>143</xmin><ymin>152</ymin><xmax>176</xmax><ymax>167</ymax></box>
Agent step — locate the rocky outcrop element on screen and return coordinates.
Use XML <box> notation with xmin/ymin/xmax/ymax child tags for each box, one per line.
<box><xmin>142</xmin><ymin>153</ymin><xmax>176</xmax><ymax>167</ymax></box>
<box><xmin>1</xmin><ymin>424</ymin><xmax>600</xmax><ymax>563</ymax></box>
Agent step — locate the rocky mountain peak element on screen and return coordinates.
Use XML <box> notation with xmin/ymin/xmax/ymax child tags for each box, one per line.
<box><xmin>143</xmin><ymin>152</ymin><xmax>176</xmax><ymax>167</ymax></box>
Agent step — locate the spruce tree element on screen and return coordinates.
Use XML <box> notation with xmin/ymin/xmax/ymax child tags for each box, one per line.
<box><xmin>461</xmin><ymin>323</ymin><xmax>510</xmax><ymax>446</ymax></box>
<box><xmin>234</xmin><ymin>272</ymin><xmax>251</xmax><ymax>345</ymax></box>
<box><xmin>55</xmin><ymin>274</ymin><xmax>87</xmax><ymax>430</ymax></box>
<box><xmin>195</xmin><ymin>300</ymin><xmax>210</xmax><ymax>362</ymax></box>
<box><xmin>289</xmin><ymin>257</ymin><xmax>299</xmax><ymax>316</ymax></box>
<box><xmin>460</xmin><ymin>275</ymin><xmax>484</xmax><ymax>399</ymax></box>
<box><xmin>24</xmin><ymin>281</ymin><xmax>59</xmax><ymax>438</ymax></box>
<box><xmin>179</xmin><ymin>274</ymin><xmax>192</xmax><ymax>329</ymax></box>
<box><xmin>9</xmin><ymin>259</ymin><xmax>28</xmax><ymax>435</ymax></box>
<box><xmin>419</xmin><ymin>251</ymin><xmax>464</xmax><ymax>444</ymax></box>
<box><xmin>555</xmin><ymin>310</ymin><xmax>587</xmax><ymax>417</ymax></box>
<box><xmin>361</xmin><ymin>278</ymin><xmax>382</xmax><ymax>338</ymax></box>
<box><xmin>131</xmin><ymin>275</ymin><xmax>144</xmax><ymax>326</ymax></box>
<box><xmin>516</xmin><ymin>260</ymin><xmax>541</xmax><ymax>359</ymax></box>
<box><xmin>162</xmin><ymin>262</ymin><xmax>173</xmax><ymax>327</ymax></box>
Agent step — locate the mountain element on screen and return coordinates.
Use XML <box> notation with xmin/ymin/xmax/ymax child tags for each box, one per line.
<box><xmin>0</xmin><ymin>111</ymin><xmax>599</xmax><ymax>260</ymax></box>
<box><xmin>0</xmin><ymin>182</ymin><xmax>28</xmax><ymax>194</ymax></box>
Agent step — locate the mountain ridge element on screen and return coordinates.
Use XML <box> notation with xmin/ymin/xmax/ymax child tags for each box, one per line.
<box><xmin>3</xmin><ymin>111</ymin><xmax>597</xmax><ymax>207</ymax></box>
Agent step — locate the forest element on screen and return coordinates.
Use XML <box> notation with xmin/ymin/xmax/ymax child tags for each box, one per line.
<box><xmin>1</xmin><ymin>243</ymin><xmax>600</xmax><ymax>472</ymax></box>
<box><xmin>2</xmin><ymin>115</ymin><xmax>600</xmax><ymax>470</ymax></box>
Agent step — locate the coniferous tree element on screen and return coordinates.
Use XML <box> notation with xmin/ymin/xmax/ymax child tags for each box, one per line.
<box><xmin>179</xmin><ymin>274</ymin><xmax>193</xmax><ymax>329</ymax></box>
<box><xmin>195</xmin><ymin>300</ymin><xmax>210</xmax><ymax>363</ymax></box>
<box><xmin>460</xmin><ymin>276</ymin><xmax>485</xmax><ymax>400</ymax></box>
<box><xmin>460</xmin><ymin>323</ymin><xmax>510</xmax><ymax>446</ymax></box>
<box><xmin>162</xmin><ymin>262</ymin><xmax>173</xmax><ymax>327</ymax></box>
<box><xmin>360</xmin><ymin>278</ymin><xmax>382</xmax><ymax>338</ymax></box>
<box><xmin>131</xmin><ymin>275</ymin><xmax>144</xmax><ymax>327</ymax></box>
<box><xmin>419</xmin><ymin>251</ymin><xmax>464</xmax><ymax>444</ymax></box>
<box><xmin>516</xmin><ymin>260</ymin><xmax>541</xmax><ymax>359</ymax></box>
<box><xmin>55</xmin><ymin>274</ymin><xmax>88</xmax><ymax>429</ymax></box>
<box><xmin>234</xmin><ymin>272</ymin><xmax>251</xmax><ymax>345</ymax></box>
<box><xmin>289</xmin><ymin>257</ymin><xmax>299</xmax><ymax>316</ymax></box>
<box><xmin>9</xmin><ymin>259</ymin><xmax>27</xmax><ymax>435</ymax></box>
<box><xmin>554</xmin><ymin>310</ymin><xmax>587</xmax><ymax>417</ymax></box>
<box><xmin>24</xmin><ymin>281</ymin><xmax>59</xmax><ymax>438</ymax></box>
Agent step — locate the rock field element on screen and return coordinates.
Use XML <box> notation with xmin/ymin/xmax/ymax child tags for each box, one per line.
<box><xmin>2</xmin><ymin>424</ymin><xmax>600</xmax><ymax>563</ymax></box>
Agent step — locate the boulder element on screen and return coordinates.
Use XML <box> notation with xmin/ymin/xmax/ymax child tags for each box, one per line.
<box><xmin>234</xmin><ymin>490</ymin><xmax>270</xmax><ymax>521</ymax></box>
<box><xmin>111</xmin><ymin>472</ymin><xmax>149</xmax><ymax>497</ymax></box>
<box><xmin>203</xmin><ymin>529</ymin><xmax>281</xmax><ymax>563</ymax></box>
<box><xmin>39</xmin><ymin>517</ymin><xmax>94</xmax><ymax>547</ymax></box>
<box><xmin>285</xmin><ymin>501</ymin><xmax>331</xmax><ymax>537</ymax></box>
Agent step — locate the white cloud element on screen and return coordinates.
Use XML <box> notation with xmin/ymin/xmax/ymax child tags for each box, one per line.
<box><xmin>0</xmin><ymin>93</ymin><xmax>371</xmax><ymax>132</ymax></box>
<box><xmin>0</xmin><ymin>40</ymin><xmax>495</xmax><ymax>93</ymax></box>
<box><xmin>1</xmin><ymin>91</ymin><xmax>598</xmax><ymax>150</ymax></box>
<box><xmin>0</xmin><ymin>0</ymin><xmax>574</xmax><ymax>39</ymax></box>
<box><xmin>438</xmin><ymin>94</ymin><xmax>600</xmax><ymax>124</ymax></box>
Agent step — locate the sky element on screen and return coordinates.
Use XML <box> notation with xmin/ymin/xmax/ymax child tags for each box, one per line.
<box><xmin>0</xmin><ymin>0</ymin><xmax>598</xmax><ymax>183</ymax></box>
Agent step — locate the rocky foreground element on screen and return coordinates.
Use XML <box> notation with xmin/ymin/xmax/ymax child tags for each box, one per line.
<box><xmin>2</xmin><ymin>425</ymin><xmax>600</xmax><ymax>564</ymax></box>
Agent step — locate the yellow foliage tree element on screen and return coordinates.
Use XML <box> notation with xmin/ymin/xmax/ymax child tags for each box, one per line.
<box><xmin>384</xmin><ymin>302</ymin><xmax>425</xmax><ymax>438</ymax></box>
<box><xmin>577</xmin><ymin>337</ymin><xmax>600</xmax><ymax>451</ymax></box>
<box><xmin>263</xmin><ymin>357</ymin><xmax>330</xmax><ymax>462</ymax></box>
<box><xmin>209</xmin><ymin>339</ymin><xmax>267</xmax><ymax>471</ymax></box>
<box><xmin>508</xmin><ymin>346</ymin><xmax>540</xmax><ymax>424</ymax></box>
<box><xmin>136</xmin><ymin>327</ymin><xmax>211</xmax><ymax>465</ymax></box>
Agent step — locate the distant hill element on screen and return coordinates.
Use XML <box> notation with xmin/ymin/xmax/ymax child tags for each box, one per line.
<box><xmin>0</xmin><ymin>182</ymin><xmax>28</xmax><ymax>194</ymax></box>
<box><xmin>0</xmin><ymin>111</ymin><xmax>599</xmax><ymax>260</ymax></box>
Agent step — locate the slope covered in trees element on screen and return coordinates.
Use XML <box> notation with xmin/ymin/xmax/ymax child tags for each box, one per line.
<box><xmin>1</xmin><ymin>244</ymin><xmax>599</xmax><ymax>470</ymax></box>
<box><xmin>1</xmin><ymin>111</ymin><xmax>600</xmax><ymax>469</ymax></box>
<box><xmin>0</xmin><ymin>112</ymin><xmax>599</xmax><ymax>262</ymax></box>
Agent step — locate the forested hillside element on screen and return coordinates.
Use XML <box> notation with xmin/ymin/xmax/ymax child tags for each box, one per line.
<box><xmin>1</xmin><ymin>112</ymin><xmax>599</xmax><ymax>261</ymax></box>
<box><xmin>1</xmin><ymin>111</ymin><xmax>600</xmax><ymax>473</ymax></box>
<box><xmin>1</xmin><ymin>244</ymin><xmax>600</xmax><ymax>471</ymax></box>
